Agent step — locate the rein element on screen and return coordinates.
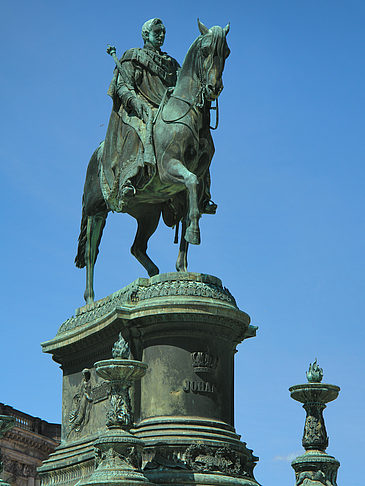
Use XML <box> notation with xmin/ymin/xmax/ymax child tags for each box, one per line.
<box><xmin>162</xmin><ymin>92</ymin><xmax>196</xmax><ymax>123</ymax></box>
<box><xmin>158</xmin><ymin>39</ymin><xmax>221</xmax><ymax>128</ymax></box>
<box><xmin>160</xmin><ymin>87</ymin><xmax>219</xmax><ymax>129</ymax></box>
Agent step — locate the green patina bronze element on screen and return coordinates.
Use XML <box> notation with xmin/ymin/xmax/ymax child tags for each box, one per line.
<box><xmin>77</xmin><ymin>335</ymin><xmax>150</xmax><ymax>486</ymax></box>
<box><xmin>306</xmin><ymin>359</ymin><xmax>323</xmax><ymax>383</ymax></box>
<box><xmin>289</xmin><ymin>361</ymin><xmax>340</xmax><ymax>486</ymax></box>
<box><xmin>75</xmin><ymin>19</ymin><xmax>230</xmax><ymax>304</ymax></box>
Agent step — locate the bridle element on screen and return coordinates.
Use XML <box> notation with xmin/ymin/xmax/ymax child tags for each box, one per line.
<box><xmin>159</xmin><ymin>34</ymin><xmax>223</xmax><ymax>130</ymax></box>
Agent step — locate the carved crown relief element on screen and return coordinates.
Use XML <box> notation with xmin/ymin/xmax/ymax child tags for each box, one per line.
<box><xmin>191</xmin><ymin>352</ymin><xmax>218</xmax><ymax>374</ymax></box>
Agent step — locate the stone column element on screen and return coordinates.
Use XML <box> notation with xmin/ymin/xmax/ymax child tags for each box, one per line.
<box><xmin>289</xmin><ymin>360</ymin><xmax>340</xmax><ymax>486</ymax></box>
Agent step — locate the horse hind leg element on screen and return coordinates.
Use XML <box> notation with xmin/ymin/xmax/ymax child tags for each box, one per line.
<box><xmin>84</xmin><ymin>213</ymin><xmax>107</xmax><ymax>304</ymax></box>
<box><xmin>131</xmin><ymin>207</ymin><xmax>160</xmax><ymax>277</ymax></box>
<box><xmin>176</xmin><ymin>219</ymin><xmax>189</xmax><ymax>272</ymax></box>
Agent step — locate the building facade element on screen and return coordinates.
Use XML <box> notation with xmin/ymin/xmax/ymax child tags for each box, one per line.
<box><xmin>0</xmin><ymin>403</ymin><xmax>60</xmax><ymax>486</ymax></box>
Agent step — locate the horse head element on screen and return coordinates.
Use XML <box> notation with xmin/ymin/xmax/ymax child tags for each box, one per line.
<box><xmin>197</xmin><ymin>19</ymin><xmax>230</xmax><ymax>102</ymax></box>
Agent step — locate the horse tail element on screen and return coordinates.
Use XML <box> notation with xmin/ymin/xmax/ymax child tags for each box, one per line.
<box><xmin>75</xmin><ymin>205</ymin><xmax>87</xmax><ymax>268</ymax></box>
<box><xmin>75</xmin><ymin>142</ymin><xmax>106</xmax><ymax>269</ymax></box>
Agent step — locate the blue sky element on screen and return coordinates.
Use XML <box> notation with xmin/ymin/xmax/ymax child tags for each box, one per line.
<box><xmin>1</xmin><ymin>1</ymin><xmax>364</xmax><ymax>485</ymax></box>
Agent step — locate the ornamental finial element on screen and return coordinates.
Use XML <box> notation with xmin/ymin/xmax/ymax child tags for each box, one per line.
<box><xmin>306</xmin><ymin>358</ymin><xmax>323</xmax><ymax>383</ymax></box>
<box><xmin>112</xmin><ymin>333</ymin><xmax>129</xmax><ymax>359</ymax></box>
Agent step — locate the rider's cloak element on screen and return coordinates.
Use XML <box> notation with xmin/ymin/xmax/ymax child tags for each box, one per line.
<box><xmin>101</xmin><ymin>46</ymin><xmax>180</xmax><ymax>212</ymax></box>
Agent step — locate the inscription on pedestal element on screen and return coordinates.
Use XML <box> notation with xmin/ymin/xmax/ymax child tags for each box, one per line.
<box><xmin>92</xmin><ymin>381</ymin><xmax>111</xmax><ymax>403</ymax></box>
<box><xmin>183</xmin><ymin>380</ymin><xmax>216</xmax><ymax>393</ymax></box>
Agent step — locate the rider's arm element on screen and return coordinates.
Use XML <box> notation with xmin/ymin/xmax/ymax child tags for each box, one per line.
<box><xmin>116</xmin><ymin>60</ymin><xmax>148</xmax><ymax>121</ymax></box>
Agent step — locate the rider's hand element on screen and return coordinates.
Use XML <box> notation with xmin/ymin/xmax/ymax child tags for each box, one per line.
<box><xmin>133</xmin><ymin>99</ymin><xmax>150</xmax><ymax>123</ymax></box>
<box><xmin>106</xmin><ymin>44</ymin><xmax>116</xmax><ymax>57</ymax></box>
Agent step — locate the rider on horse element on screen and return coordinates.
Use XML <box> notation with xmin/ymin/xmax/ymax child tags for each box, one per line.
<box><xmin>76</xmin><ymin>19</ymin><xmax>229</xmax><ymax>303</ymax></box>
<box><xmin>102</xmin><ymin>18</ymin><xmax>217</xmax><ymax>215</ymax></box>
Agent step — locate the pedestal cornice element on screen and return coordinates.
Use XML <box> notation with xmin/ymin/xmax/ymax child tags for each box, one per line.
<box><xmin>41</xmin><ymin>273</ymin><xmax>256</xmax><ymax>363</ymax></box>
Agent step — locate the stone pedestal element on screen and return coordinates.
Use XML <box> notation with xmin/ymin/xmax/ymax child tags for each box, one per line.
<box><xmin>39</xmin><ymin>273</ymin><xmax>259</xmax><ymax>486</ymax></box>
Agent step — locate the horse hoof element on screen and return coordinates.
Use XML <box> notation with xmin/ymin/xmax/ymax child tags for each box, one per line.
<box><xmin>84</xmin><ymin>295</ymin><xmax>94</xmax><ymax>305</ymax></box>
<box><xmin>148</xmin><ymin>265</ymin><xmax>159</xmax><ymax>277</ymax></box>
<box><xmin>176</xmin><ymin>262</ymin><xmax>188</xmax><ymax>272</ymax></box>
<box><xmin>185</xmin><ymin>227</ymin><xmax>200</xmax><ymax>245</ymax></box>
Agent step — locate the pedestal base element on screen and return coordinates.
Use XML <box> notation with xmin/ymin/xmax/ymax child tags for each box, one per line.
<box><xmin>78</xmin><ymin>429</ymin><xmax>152</xmax><ymax>486</ymax></box>
<box><xmin>37</xmin><ymin>435</ymin><xmax>96</xmax><ymax>486</ymax></box>
<box><xmin>136</xmin><ymin>416</ymin><xmax>257</xmax><ymax>483</ymax></box>
<box><xmin>144</xmin><ymin>471</ymin><xmax>259</xmax><ymax>486</ymax></box>
<box><xmin>0</xmin><ymin>479</ymin><xmax>12</xmax><ymax>486</ymax></box>
<box><xmin>292</xmin><ymin>450</ymin><xmax>340</xmax><ymax>486</ymax></box>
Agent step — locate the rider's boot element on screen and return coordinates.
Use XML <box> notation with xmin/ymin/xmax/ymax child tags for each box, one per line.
<box><xmin>202</xmin><ymin>199</ymin><xmax>217</xmax><ymax>214</ymax></box>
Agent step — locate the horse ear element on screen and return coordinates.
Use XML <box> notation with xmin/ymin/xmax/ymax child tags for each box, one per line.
<box><xmin>197</xmin><ymin>18</ymin><xmax>209</xmax><ymax>35</ymax></box>
<box><xmin>223</xmin><ymin>22</ymin><xmax>230</xmax><ymax>36</ymax></box>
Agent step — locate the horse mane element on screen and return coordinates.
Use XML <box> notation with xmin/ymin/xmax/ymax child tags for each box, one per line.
<box><xmin>176</xmin><ymin>34</ymin><xmax>202</xmax><ymax>84</ymax></box>
<box><xmin>176</xmin><ymin>26</ymin><xmax>228</xmax><ymax>85</ymax></box>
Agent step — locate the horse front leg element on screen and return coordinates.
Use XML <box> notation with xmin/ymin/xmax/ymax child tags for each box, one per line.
<box><xmin>164</xmin><ymin>159</ymin><xmax>201</xmax><ymax>245</ymax></box>
<box><xmin>184</xmin><ymin>173</ymin><xmax>201</xmax><ymax>245</ymax></box>
<box><xmin>84</xmin><ymin>213</ymin><xmax>107</xmax><ymax>304</ymax></box>
<box><xmin>176</xmin><ymin>218</ymin><xmax>189</xmax><ymax>271</ymax></box>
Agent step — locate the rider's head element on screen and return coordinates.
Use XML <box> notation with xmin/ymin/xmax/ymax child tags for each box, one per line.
<box><xmin>142</xmin><ymin>18</ymin><xmax>166</xmax><ymax>49</ymax></box>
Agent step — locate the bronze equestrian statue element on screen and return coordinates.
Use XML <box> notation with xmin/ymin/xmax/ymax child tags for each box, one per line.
<box><xmin>75</xmin><ymin>18</ymin><xmax>230</xmax><ymax>303</ymax></box>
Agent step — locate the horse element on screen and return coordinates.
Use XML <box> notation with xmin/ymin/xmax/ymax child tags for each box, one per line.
<box><xmin>75</xmin><ymin>20</ymin><xmax>230</xmax><ymax>304</ymax></box>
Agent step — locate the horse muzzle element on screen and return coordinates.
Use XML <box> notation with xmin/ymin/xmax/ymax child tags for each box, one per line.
<box><xmin>206</xmin><ymin>83</ymin><xmax>223</xmax><ymax>100</ymax></box>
